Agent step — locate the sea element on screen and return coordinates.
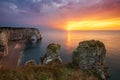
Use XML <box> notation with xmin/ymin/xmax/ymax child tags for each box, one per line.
<box><xmin>3</xmin><ymin>30</ymin><xmax>120</xmax><ymax>80</ymax></box>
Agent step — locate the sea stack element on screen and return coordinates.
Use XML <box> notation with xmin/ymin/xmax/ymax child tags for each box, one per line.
<box><xmin>41</xmin><ymin>43</ymin><xmax>62</xmax><ymax>65</ymax></box>
<box><xmin>72</xmin><ymin>40</ymin><xmax>109</xmax><ymax>80</ymax></box>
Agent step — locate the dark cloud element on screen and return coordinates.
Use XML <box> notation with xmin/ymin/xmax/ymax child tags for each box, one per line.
<box><xmin>0</xmin><ymin>0</ymin><xmax>119</xmax><ymax>27</ymax></box>
<box><xmin>53</xmin><ymin>0</ymin><xmax>62</xmax><ymax>3</ymax></box>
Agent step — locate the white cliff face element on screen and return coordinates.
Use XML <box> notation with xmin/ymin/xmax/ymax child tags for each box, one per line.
<box><xmin>0</xmin><ymin>31</ymin><xmax>8</xmax><ymax>57</ymax></box>
<box><xmin>0</xmin><ymin>27</ymin><xmax>42</xmax><ymax>41</ymax></box>
<box><xmin>72</xmin><ymin>40</ymin><xmax>109</xmax><ymax>80</ymax></box>
<box><xmin>6</xmin><ymin>27</ymin><xmax>41</xmax><ymax>39</ymax></box>
<box><xmin>32</xmin><ymin>29</ymin><xmax>42</xmax><ymax>40</ymax></box>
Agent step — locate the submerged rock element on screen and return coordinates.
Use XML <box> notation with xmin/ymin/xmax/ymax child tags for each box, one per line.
<box><xmin>25</xmin><ymin>59</ymin><xmax>37</xmax><ymax>66</ymax></box>
<box><xmin>72</xmin><ymin>40</ymin><xmax>109</xmax><ymax>80</ymax></box>
<box><xmin>41</xmin><ymin>43</ymin><xmax>62</xmax><ymax>65</ymax></box>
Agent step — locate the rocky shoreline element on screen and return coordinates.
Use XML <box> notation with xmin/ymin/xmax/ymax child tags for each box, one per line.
<box><xmin>0</xmin><ymin>27</ymin><xmax>110</xmax><ymax>80</ymax></box>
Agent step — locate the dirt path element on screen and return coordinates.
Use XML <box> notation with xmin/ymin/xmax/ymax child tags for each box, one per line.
<box><xmin>0</xmin><ymin>41</ymin><xmax>25</xmax><ymax>68</ymax></box>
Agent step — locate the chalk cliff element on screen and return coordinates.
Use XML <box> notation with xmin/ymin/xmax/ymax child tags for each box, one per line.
<box><xmin>0</xmin><ymin>31</ymin><xmax>8</xmax><ymax>59</ymax></box>
<box><xmin>0</xmin><ymin>27</ymin><xmax>42</xmax><ymax>41</ymax></box>
<box><xmin>0</xmin><ymin>27</ymin><xmax>42</xmax><ymax>57</ymax></box>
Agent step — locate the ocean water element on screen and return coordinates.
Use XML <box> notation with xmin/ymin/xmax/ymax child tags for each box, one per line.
<box><xmin>19</xmin><ymin>30</ymin><xmax>120</xmax><ymax>80</ymax></box>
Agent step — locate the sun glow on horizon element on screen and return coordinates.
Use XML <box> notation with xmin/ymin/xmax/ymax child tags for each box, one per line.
<box><xmin>66</xmin><ymin>18</ymin><xmax>120</xmax><ymax>31</ymax></box>
<box><xmin>67</xmin><ymin>27</ymin><xmax>72</xmax><ymax>31</ymax></box>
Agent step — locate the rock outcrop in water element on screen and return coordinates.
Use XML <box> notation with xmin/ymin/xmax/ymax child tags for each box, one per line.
<box><xmin>25</xmin><ymin>59</ymin><xmax>37</xmax><ymax>66</ymax></box>
<box><xmin>0</xmin><ymin>31</ymin><xmax>8</xmax><ymax>58</ymax></box>
<box><xmin>41</xmin><ymin>43</ymin><xmax>62</xmax><ymax>65</ymax></box>
<box><xmin>72</xmin><ymin>40</ymin><xmax>109</xmax><ymax>80</ymax></box>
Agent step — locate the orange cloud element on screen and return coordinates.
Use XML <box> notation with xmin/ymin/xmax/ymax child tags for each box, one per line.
<box><xmin>65</xmin><ymin>18</ymin><xmax>120</xmax><ymax>30</ymax></box>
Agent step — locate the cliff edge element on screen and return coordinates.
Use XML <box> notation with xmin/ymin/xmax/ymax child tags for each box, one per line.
<box><xmin>0</xmin><ymin>27</ymin><xmax>42</xmax><ymax>58</ymax></box>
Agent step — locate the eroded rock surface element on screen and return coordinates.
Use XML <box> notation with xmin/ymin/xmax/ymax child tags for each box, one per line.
<box><xmin>0</xmin><ymin>27</ymin><xmax>42</xmax><ymax>42</ymax></box>
<box><xmin>0</xmin><ymin>31</ymin><xmax>8</xmax><ymax>58</ymax></box>
<box><xmin>41</xmin><ymin>43</ymin><xmax>62</xmax><ymax>65</ymax></box>
<box><xmin>72</xmin><ymin>40</ymin><xmax>109</xmax><ymax>80</ymax></box>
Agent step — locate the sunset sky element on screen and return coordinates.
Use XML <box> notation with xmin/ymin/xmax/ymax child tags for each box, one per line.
<box><xmin>0</xmin><ymin>0</ymin><xmax>120</xmax><ymax>30</ymax></box>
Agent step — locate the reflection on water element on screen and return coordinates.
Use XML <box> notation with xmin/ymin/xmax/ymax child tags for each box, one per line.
<box><xmin>40</xmin><ymin>30</ymin><xmax>120</xmax><ymax>80</ymax></box>
<box><xmin>67</xmin><ymin>32</ymin><xmax>71</xmax><ymax>45</ymax></box>
<box><xmin>66</xmin><ymin>32</ymin><xmax>71</xmax><ymax>53</ymax></box>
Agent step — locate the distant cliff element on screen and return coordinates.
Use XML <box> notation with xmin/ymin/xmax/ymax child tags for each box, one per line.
<box><xmin>0</xmin><ymin>27</ymin><xmax>42</xmax><ymax>41</ymax></box>
<box><xmin>0</xmin><ymin>27</ymin><xmax>42</xmax><ymax>58</ymax></box>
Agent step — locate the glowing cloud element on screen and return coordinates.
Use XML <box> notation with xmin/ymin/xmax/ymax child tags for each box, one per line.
<box><xmin>66</xmin><ymin>18</ymin><xmax>120</xmax><ymax>30</ymax></box>
<box><xmin>0</xmin><ymin>0</ymin><xmax>120</xmax><ymax>31</ymax></box>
